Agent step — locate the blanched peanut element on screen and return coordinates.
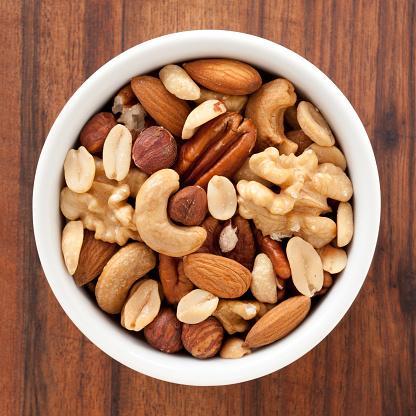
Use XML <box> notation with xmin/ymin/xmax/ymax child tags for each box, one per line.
<box><xmin>182</xmin><ymin>99</ymin><xmax>226</xmax><ymax>140</ymax></box>
<box><xmin>251</xmin><ymin>254</ymin><xmax>278</xmax><ymax>303</ymax></box>
<box><xmin>220</xmin><ymin>337</ymin><xmax>251</xmax><ymax>359</ymax></box>
<box><xmin>121</xmin><ymin>279</ymin><xmax>163</xmax><ymax>331</ymax></box>
<box><xmin>159</xmin><ymin>64</ymin><xmax>201</xmax><ymax>100</ymax></box>
<box><xmin>307</xmin><ymin>143</ymin><xmax>347</xmax><ymax>171</ymax></box>
<box><xmin>297</xmin><ymin>101</ymin><xmax>335</xmax><ymax>147</ymax></box>
<box><xmin>103</xmin><ymin>124</ymin><xmax>132</xmax><ymax>181</ymax></box>
<box><xmin>207</xmin><ymin>175</ymin><xmax>237</xmax><ymax>220</ymax></box>
<box><xmin>319</xmin><ymin>244</ymin><xmax>347</xmax><ymax>274</ymax></box>
<box><xmin>61</xmin><ymin>220</ymin><xmax>84</xmax><ymax>275</ymax></box>
<box><xmin>64</xmin><ymin>146</ymin><xmax>95</xmax><ymax>193</ymax></box>
<box><xmin>337</xmin><ymin>201</ymin><xmax>354</xmax><ymax>247</ymax></box>
<box><xmin>194</xmin><ymin>87</ymin><xmax>248</xmax><ymax>113</ymax></box>
<box><xmin>286</xmin><ymin>236</ymin><xmax>324</xmax><ymax>297</ymax></box>
<box><xmin>176</xmin><ymin>289</ymin><xmax>219</xmax><ymax>324</ymax></box>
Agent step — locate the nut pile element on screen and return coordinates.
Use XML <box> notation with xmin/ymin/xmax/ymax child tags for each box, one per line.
<box><xmin>60</xmin><ymin>58</ymin><xmax>354</xmax><ymax>359</ymax></box>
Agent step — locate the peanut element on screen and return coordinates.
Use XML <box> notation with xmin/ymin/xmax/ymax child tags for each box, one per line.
<box><xmin>103</xmin><ymin>124</ymin><xmax>132</xmax><ymax>181</ymax></box>
<box><xmin>64</xmin><ymin>146</ymin><xmax>95</xmax><ymax>193</ymax></box>
<box><xmin>176</xmin><ymin>289</ymin><xmax>219</xmax><ymax>324</ymax></box>
<box><xmin>207</xmin><ymin>175</ymin><xmax>237</xmax><ymax>220</ymax></box>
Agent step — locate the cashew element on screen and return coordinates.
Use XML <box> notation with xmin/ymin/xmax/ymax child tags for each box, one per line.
<box><xmin>245</xmin><ymin>78</ymin><xmax>298</xmax><ymax>153</ymax></box>
<box><xmin>135</xmin><ymin>169</ymin><xmax>207</xmax><ymax>257</ymax></box>
<box><xmin>182</xmin><ymin>99</ymin><xmax>227</xmax><ymax>140</ymax></box>
<box><xmin>95</xmin><ymin>242</ymin><xmax>157</xmax><ymax>314</ymax></box>
<box><xmin>284</xmin><ymin>104</ymin><xmax>301</xmax><ymax>130</ymax></box>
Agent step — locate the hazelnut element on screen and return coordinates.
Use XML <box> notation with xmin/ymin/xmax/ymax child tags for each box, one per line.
<box><xmin>80</xmin><ymin>112</ymin><xmax>117</xmax><ymax>155</ymax></box>
<box><xmin>143</xmin><ymin>307</ymin><xmax>183</xmax><ymax>353</ymax></box>
<box><xmin>286</xmin><ymin>129</ymin><xmax>314</xmax><ymax>155</ymax></box>
<box><xmin>132</xmin><ymin>126</ymin><xmax>177</xmax><ymax>174</ymax></box>
<box><xmin>181</xmin><ymin>316</ymin><xmax>224</xmax><ymax>359</ymax></box>
<box><xmin>168</xmin><ymin>186</ymin><xmax>208</xmax><ymax>226</ymax></box>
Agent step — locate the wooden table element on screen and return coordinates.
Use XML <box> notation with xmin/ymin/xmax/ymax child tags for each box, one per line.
<box><xmin>2</xmin><ymin>0</ymin><xmax>414</xmax><ymax>414</ymax></box>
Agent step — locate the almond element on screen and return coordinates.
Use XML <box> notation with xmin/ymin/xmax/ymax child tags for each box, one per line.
<box><xmin>73</xmin><ymin>230</ymin><xmax>120</xmax><ymax>286</ymax></box>
<box><xmin>183</xmin><ymin>59</ymin><xmax>262</xmax><ymax>95</ymax></box>
<box><xmin>242</xmin><ymin>295</ymin><xmax>311</xmax><ymax>348</ymax></box>
<box><xmin>183</xmin><ymin>253</ymin><xmax>251</xmax><ymax>298</ymax></box>
<box><xmin>131</xmin><ymin>75</ymin><xmax>191</xmax><ymax>137</ymax></box>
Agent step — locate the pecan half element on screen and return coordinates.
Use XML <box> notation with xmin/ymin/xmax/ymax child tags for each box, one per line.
<box><xmin>276</xmin><ymin>276</ymin><xmax>287</xmax><ymax>302</ymax></box>
<box><xmin>253</xmin><ymin>227</ymin><xmax>291</xmax><ymax>279</ymax></box>
<box><xmin>220</xmin><ymin>215</ymin><xmax>256</xmax><ymax>271</ymax></box>
<box><xmin>158</xmin><ymin>254</ymin><xmax>194</xmax><ymax>305</ymax></box>
<box><xmin>174</xmin><ymin>112</ymin><xmax>256</xmax><ymax>189</ymax></box>
<box><xmin>196</xmin><ymin>216</ymin><xmax>222</xmax><ymax>256</ymax></box>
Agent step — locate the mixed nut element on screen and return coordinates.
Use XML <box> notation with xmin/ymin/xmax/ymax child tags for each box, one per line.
<box><xmin>60</xmin><ymin>58</ymin><xmax>354</xmax><ymax>359</ymax></box>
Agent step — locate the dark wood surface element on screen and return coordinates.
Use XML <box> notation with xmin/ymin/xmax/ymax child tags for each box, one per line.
<box><xmin>1</xmin><ymin>0</ymin><xmax>414</xmax><ymax>414</ymax></box>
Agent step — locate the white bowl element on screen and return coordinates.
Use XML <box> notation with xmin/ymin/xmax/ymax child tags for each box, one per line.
<box><xmin>33</xmin><ymin>30</ymin><xmax>380</xmax><ymax>386</ymax></box>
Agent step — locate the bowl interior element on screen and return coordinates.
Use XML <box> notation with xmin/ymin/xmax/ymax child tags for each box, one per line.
<box><xmin>33</xmin><ymin>30</ymin><xmax>380</xmax><ymax>386</ymax></box>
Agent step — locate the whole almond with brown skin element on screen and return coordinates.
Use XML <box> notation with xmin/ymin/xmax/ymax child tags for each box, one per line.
<box><xmin>144</xmin><ymin>307</ymin><xmax>183</xmax><ymax>353</ymax></box>
<box><xmin>80</xmin><ymin>112</ymin><xmax>117</xmax><ymax>155</ymax></box>
<box><xmin>183</xmin><ymin>253</ymin><xmax>251</xmax><ymax>298</ymax></box>
<box><xmin>73</xmin><ymin>230</ymin><xmax>120</xmax><ymax>286</ymax></box>
<box><xmin>182</xmin><ymin>316</ymin><xmax>224</xmax><ymax>358</ymax></box>
<box><xmin>242</xmin><ymin>295</ymin><xmax>311</xmax><ymax>348</ymax></box>
<box><xmin>168</xmin><ymin>186</ymin><xmax>208</xmax><ymax>226</ymax></box>
<box><xmin>131</xmin><ymin>75</ymin><xmax>191</xmax><ymax>137</ymax></box>
<box><xmin>183</xmin><ymin>59</ymin><xmax>262</xmax><ymax>95</ymax></box>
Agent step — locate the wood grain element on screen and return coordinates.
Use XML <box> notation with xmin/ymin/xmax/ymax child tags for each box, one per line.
<box><xmin>1</xmin><ymin>0</ymin><xmax>414</xmax><ymax>415</ymax></box>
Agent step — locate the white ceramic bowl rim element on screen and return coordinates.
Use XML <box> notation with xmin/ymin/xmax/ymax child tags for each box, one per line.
<box><xmin>33</xmin><ymin>30</ymin><xmax>380</xmax><ymax>386</ymax></box>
